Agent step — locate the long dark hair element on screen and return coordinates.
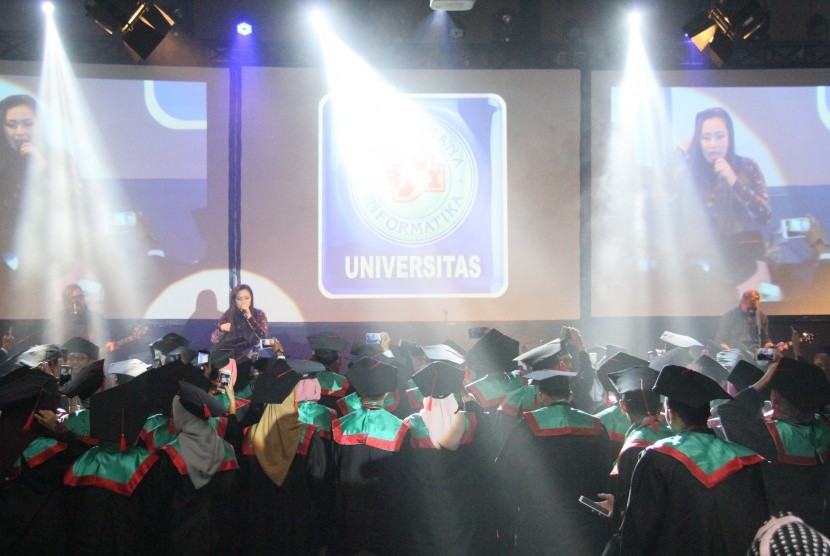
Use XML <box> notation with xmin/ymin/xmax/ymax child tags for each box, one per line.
<box><xmin>223</xmin><ymin>284</ymin><xmax>256</xmax><ymax>333</ymax></box>
<box><xmin>687</xmin><ymin>107</ymin><xmax>737</xmax><ymax>190</ymax></box>
<box><xmin>0</xmin><ymin>94</ymin><xmax>38</xmax><ymax>186</ymax></box>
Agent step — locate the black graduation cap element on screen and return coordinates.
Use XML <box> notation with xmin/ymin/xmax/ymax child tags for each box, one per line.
<box><xmin>150</xmin><ymin>332</ymin><xmax>190</xmax><ymax>354</ymax></box>
<box><xmin>728</xmin><ymin>360</ymin><xmax>764</xmax><ymax>392</ymax></box>
<box><xmin>288</xmin><ymin>358</ymin><xmax>326</xmax><ymax>376</ymax></box>
<box><xmin>137</xmin><ymin>360</ymin><xmax>211</xmax><ymax>416</ymax></box>
<box><xmin>442</xmin><ymin>339</ymin><xmax>467</xmax><ymax>357</ymax></box>
<box><xmin>250</xmin><ymin>362</ymin><xmax>302</xmax><ymax>404</ymax></box>
<box><xmin>308</xmin><ymin>331</ymin><xmax>349</xmax><ymax>352</ymax></box>
<box><xmin>209</xmin><ymin>336</ymin><xmax>252</xmax><ymax>368</ymax></box>
<box><xmin>466</xmin><ymin>329</ymin><xmax>520</xmax><ymax>375</ymax></box>
<box><xmin>0</xmin><ymin>348</ymin><xmax>28</xmax><ymax>378</ymax></box>
<box><xmin>234</xmin><ymin>359</ymin><xmax>254</xmax><ymax>392</ymax></box>
<box><xmin>515</xmin><ymin>340</ymin><xmax>563</xmax><ymax>371</ymax></box>
<box><xmin>349</xmin><ymin>342</ymin><xmax>384</xmax><ymax>362</ymax></box>
<box><xmin>347</xmin><ymin>357</ymin><xmax>398</xmax><ymax>397</ymax></box>
<box><xmin>608</xmin><ymin>365</ymin><xmax>660</xmax><ymax>405</ymax></box>
<box><xmin>0</xmin><ymin>368</ymin><xmax>57</xmax><ymax>410</ymax></box>
<box><xmin>17</xmin><ymin>344</ymin><xmax>62</xmax><ymax>367</ymax></box>
<box><xmin>62</xmin><ymin>359</ymin><xmax>105</xmax><ymax>399</ymax></box>
<box><xmin>178</xmin><ymin>380</ymin><xmax>224</xmax><ymax>419</ymax></box>
<box><xmin>653</xmin><ymin>365</ymin><xmax>731</xmax><ymax>409</ymax></box>
<box><xmin>770</xmin><ymin>357</ymin><xmax>830</xmax><ymax>410</ymax></box>
<box><xmin>89</xmin><ymin>377</ymin><xmax>148</xmax><ymax>447</ymax></box>
<box><xmin>61</xmin><ymin>337</ymin><xmax>100</xmax><ymax>360</ymax></box>
<box><xmin>695</xmin><ymin>355</ymin><xmax>730</xmax><ymax>383</ymax></box>
<box><xmin>597</xmin><ymin>352</ymin><xmax>649</xmax><ymax>394</ymax></box>
<box><xmin>412</xmin><ymin>361</ymin><xmax>465</xmax><ymax>399</ymax></box>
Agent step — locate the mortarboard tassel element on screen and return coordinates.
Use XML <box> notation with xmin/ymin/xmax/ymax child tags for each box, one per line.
<box><xmin>203</xmin><ymin>401</ymin><xmax>211</xmax><ymax>419</ymax></box>
<box><xmin>22</xmin><ymin>388</ymin><xmax>45</xmax><ymax>432</ymax></box>
<box><xmin>426</xmin><ymin>372</ymin><xmax>439</xmax><ymax>411</ymax></box>
<box><xmin>168</xmin><ymin>417</ymin><xmax>175</xmax><ymax>434</ymax></box>
<box><xmin>639</xmin><ymin>379</ymin><xmax>659</xmax><ymax>431</ymax></box>
<box><xmin>119</xmin><ymin>408</ymin><xmax>127</xmax><ymax>452</ymax></box>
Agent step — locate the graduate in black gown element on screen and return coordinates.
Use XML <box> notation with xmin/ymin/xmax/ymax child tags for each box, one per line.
<box><xmin>619</xmin><ymin>365</ymin><xmax>769</xmax><ymax>556</ymax></box>
<box><xmin>156</xmin><ymin>381</ymin><xmax>239</xmax><ymax>556</ymax></box>
<box><xmin>495</xmin><ymin>341</ymin><xmax>612</xmax><ymax>555</ymax></box>
<box><xmin>400</xmin><ymin>361</ymin><xmax>491</xmax><ymax>555</ymax></box>
<box><xmin>719</xmin><ymin>355</ymin><xmax>830</xmax><ymax>534</ymax></box>
<box><xmin>332</xmin><ymin>356</ymin><xmax>410</xmax><ymax>555</ymax></box>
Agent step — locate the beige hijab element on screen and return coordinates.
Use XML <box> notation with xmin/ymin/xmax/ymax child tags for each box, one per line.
<box><xmin>249</xmin><ymin>389</ymin><xmax>303</xmax><ymax>487</ymax></box>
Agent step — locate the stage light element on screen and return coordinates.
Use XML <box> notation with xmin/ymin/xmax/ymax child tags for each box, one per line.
<box><xmin>682</xmin><ymin>1</ymin><xmax>767</xmax><ymax>67</ymax></box>
<box><xmin>84</xmin><ymin>1</ymin><xmax>175</xmax><ymax>59</ymax></box>
<box><xmin>42</xmin><ymin>2</ymin><xmax>55</xmax><ymax>15</ymax></box>
<box><xmin>236</xmin><ymin>22</ymin><xmax>252</xmax><ymax>36</ymax></box>
<box><xmin>430</xmin><ymin>0</ymin><xmax>476</xmax><ymax>11</ymax></box>
<box><xmin>628</xmin><ymin>11</ymin><xmax>642</xmax><ymax>29</ymax></box>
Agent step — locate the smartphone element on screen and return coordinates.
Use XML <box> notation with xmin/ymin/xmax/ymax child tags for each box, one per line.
<box><xmin>59</xmin><ymin>365</ymin><xmax>72</xmax><ymax>385</ymax></box>
<box><xmin>196</xmin><ymin>350</ymin><xmax>209</xmax><ymax>366</ymax></box>
<box><xmin>219</xmin><ymin>370</ymin><xmax>232</xmax><ymax>387</ymax></box>
<box><xmin>365</xmin><ymin>333</ymin><xmax>382</xmax><ymax>345</ymax></box>
<box><xmin>578</xmin><ymin>495</ymin><xmax>612</xmax><ymax>517</ymax></box>
<box><xmin>468</xmin><ymin>326</ymin><xmax>488</xmax><ymax>339</ymax></box>
<box><xmin>756</xmin><ymin>347</ymin><xmax>775</xmax><ymax>361</ymax></box>
<box><xmin>259</xmin><ymin>338</ymin><xmax>276</xmax><ymax>349</ymax></box>
<box><xmin>781</xmin><ymin>217</ymin><xmax>811</xmax><ymax>239</ymax></box>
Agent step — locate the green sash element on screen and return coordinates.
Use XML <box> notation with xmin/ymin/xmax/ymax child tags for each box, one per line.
<box><xmin>406</xmin><ymin>411</ymin><xmax>478</xmax><ymax>449</ymax></box>
<box><xmin>297</xmin><ymin>401</ymin><xmax>336</xmax><ymax>455</ymax></box>
<box><xmin>499</xmin><ymin>384</ymin><xmax>541</xmax><ymax>416</ymax></box>
<box><xmin>140</xmin><ymin>413</ymin><xmax>176</xmax><ymax>452</ymax></box>
<box><xmin>333</xmin><ymin>405</ymin><xmax>409</xmax><ymax>452</ymax></box>
<box><xmin>317</xmin><ymin>371</ymin><xmax>349</xmax><ymax>397</ymax></box>
<box><xmin>63</xmin><ymin>410</ymin><xmax>98</xmax><ymax>445</ymax></box>
<box><xmin>64</xmin><ymin>445</ymin><xmax>160</xmax><ymax>496</ymax></box>
<box><xmin>766</xmin><ymin>414</ymin><xmax>830</xmax><ymax>465</ymax></box>
<box><xmin>337</xmin><ymin>390</ymin><xmax>400</xmax><ymax>415</ymax></box>
<box><xmin>611</xmin><ymin>416</ymin><xmax>672</xmax><ymax>474</ymax></box>
<box><xmin>524</xmin><ymin>402</ymin><xmax>602</xmax><ymax>436</ymax></box>
<box><xmin>21</xmin><ymin>436</ymin><xmax>67</xmax><ymax>469</ymax></box>
<box><xmin>650</xmin><ymin>430</ymin><xmax>763</xmax><ymax>488</ymax></box>
<box><xmin>161</xmin><ymin>438</ymin><xmax>238</xmax><ymax>476</ymax></box>
<box><xmin>595</xmin><ymin>404</ymin><xmax>630</xmax><ymax>444</ymax></box>
<box><xmin>466</xmin><ymin>373</ymin><xmax>512</xmax><ymax>409</ymax></box>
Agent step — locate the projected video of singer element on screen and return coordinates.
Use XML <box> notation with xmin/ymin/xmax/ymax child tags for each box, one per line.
<box><xmin>592</xmin><ymin>85</ymin><xmax>830</xmax><ymax>316</ymax></box>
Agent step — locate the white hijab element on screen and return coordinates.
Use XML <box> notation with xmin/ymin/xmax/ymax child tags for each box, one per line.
<box><xmin>419</xmin><ymin>395</ymin><xmax>466</xmax><ymax>451</ymax></box>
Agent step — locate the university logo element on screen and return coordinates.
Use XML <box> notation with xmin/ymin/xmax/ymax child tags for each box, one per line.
<box><xmin>348</xmin><ymin>117</ymin><xmax>477</xmax><ymax>246</ymax></box>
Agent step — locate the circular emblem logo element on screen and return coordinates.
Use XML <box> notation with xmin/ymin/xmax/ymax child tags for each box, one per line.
<box><xmin>348</xmin><ymin>117</ymin><xmax>477</xmax><ymax>246</ymax></box>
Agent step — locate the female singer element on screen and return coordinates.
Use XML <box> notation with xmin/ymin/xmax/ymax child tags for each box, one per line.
<box><xmin>210</xmin><ymin>284</ymin><xmax>269</xmax><ymax>345</ymax></box>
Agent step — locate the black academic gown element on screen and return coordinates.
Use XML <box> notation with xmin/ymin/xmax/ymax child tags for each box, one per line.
<box><xmin>719</xmin><ymin>387</ymin><xmax>830</xmax><ymax>534</ymax></box>
<box><xmin>619</xmin><ymin>429</ymin><xmax>769</xmax><ymax>556</ymax></box>
<box><xmin>0</xmin><ymin>433</ymin><xmax>88</xmax><ymax>555</ymax></box>
<box><xmin>399</xmin><ymin>410</ymin><xmax>494</xmax><ymax>555</ymax></box>
<box><xmin>332</xmin><ymin>406</ymin><xmax>409</xmax><ymax>555</ymax></box>
<box><xmin>495</xmin><ymin>401</ymin><xmax>612</xmax><ymax>555</ymax></box>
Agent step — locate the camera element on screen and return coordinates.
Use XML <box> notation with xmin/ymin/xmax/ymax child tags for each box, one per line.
<box><xmin>219</xmin><ymin>369</ymin><xmax>232</xmax><ymax>387</ymax></box>
<box><xmin>468</xmin><ymin>326</ymin><xmax>488</xmax><ymax>339</ymax></box>
<box><xmin>365</xmin><ymin>333</ymin><xmax>382</xmax><ymax>345</ymax></box>
<box><xmin>756</xmin><ymin>347</ymin><xmax>775</xmax><ymax>361</ymax></box>
<box><xmin>259</xmin><ymin>338</ymin><xmax>276</xmax><ymax>349</ymax></box>
<box><xmin>59</xmin><ymin>365</ymin><xmax>72</xmax><ymax>385</ymax></box>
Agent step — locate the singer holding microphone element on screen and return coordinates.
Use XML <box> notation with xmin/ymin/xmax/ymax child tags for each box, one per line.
<box><xmin>210</xmin><ymin>283</ymin><xmax>269</xmax><ymax>345</ymax></box>
<box><xmin>0</xmin><ymin>94</ymin><xmax>45</xmax><ymax>256</ymax></box>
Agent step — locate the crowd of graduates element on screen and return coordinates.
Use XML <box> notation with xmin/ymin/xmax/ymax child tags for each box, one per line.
<box><xmin>2</xmin><ymin>324</ymin><xmax>830</xmax><ymax>555</ymax></box>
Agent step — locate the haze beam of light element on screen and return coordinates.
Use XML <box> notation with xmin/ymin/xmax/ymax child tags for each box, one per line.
<box><xmin>14</xmin><ymin>9</ymin><xmax>147</xmax><ymax>330</ymax></box>
<box><xmin>594</xmin><ymin>11</ymin><xmax>714</xmax><ymax>326</ymax></box>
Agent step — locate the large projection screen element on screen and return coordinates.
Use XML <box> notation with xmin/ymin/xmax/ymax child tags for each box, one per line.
<box><xmin>592</xmin><ymin>68</ymin><xmax>830</xmax><ymax>317</ymax></box>
<box><xmin>240</xmin><ymin>67</ymin><xmax>582</xmax><ymax>323</ymax></box>
<box><xmin>0</xmin><ymin>61</ymin><xmax>229</xmax><ymax>321</ymax></box>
